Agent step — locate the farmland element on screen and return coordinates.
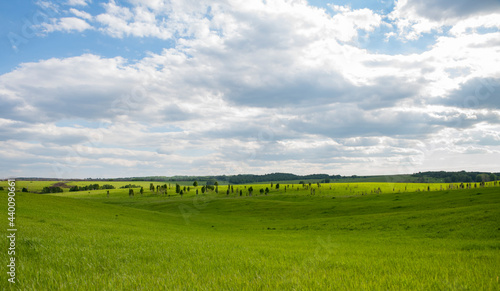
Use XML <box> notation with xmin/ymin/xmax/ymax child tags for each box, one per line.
<box><xmin>1</xmin><ymin>180</ymin><xmax>499</xmax><ymax>290</ymax></box>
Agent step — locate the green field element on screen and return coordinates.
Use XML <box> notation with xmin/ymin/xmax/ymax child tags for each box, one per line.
<box><xmin>1</xmin><ymin>180</ymin><xmax>499</xmax><ymax>290</ymax></box>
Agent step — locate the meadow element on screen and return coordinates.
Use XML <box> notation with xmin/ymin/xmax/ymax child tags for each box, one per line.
<box><xmin>1</xmin><ymin>179</ymin><xmax>499</xmax><ymax>290</ymax></box>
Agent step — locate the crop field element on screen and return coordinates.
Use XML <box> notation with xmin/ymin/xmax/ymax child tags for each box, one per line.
<box><xmin>1</xmin><ymin>180</ymin><xmax>499</xmax><ymax>290</ymax></box>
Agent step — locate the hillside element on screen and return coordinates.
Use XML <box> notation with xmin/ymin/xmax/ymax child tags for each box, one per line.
<box><xmin>1</xmin><ymin>182</ymin><xmax>499</xmax><ymax>289</ymax></box>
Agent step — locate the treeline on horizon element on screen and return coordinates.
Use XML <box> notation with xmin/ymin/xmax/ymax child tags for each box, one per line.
<box><xmin>105</xmin><ymin>171</ymin><xmax>499</xmax><ymax>184</ymax></box>
<box><xmin>11</xmin><ymin>171</ymin><xmax>499</xmax><ymax>184</ymax></box>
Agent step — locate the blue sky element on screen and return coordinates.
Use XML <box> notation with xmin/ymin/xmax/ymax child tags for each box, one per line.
<box><xmin>1</xmin><ymin>0</ymin><xmax>500</xmax><ymax>178</ymax></box>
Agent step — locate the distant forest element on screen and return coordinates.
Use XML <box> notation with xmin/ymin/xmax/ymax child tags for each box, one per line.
<box><xmin>13</xmin><ymin>171</ymin><xmax>498</xmax><ymax>184</ymax></box>
<box><xmin>101</xmin><ymin>171</ymin><xmax>498</xmax><ymax>184</ymax></box>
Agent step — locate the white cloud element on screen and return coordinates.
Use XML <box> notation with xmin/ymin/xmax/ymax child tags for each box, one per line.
<box><xmin>328</xmin><ymin>5</ymin><xmax>384</xmax><ymax>42</ymax></box>
<box><xmin>39</xmin><ymin>17</ymin><xmax>92</xmax><ymax>33</ymax></box>
<box><xmin>389</xmin><ymin>0</ymin><xmax>500</xmax><ymax>40</ymax></box>
<box><xmin>2</xmin><ymin>0</ymin><xmax>500</xmax><ymax>178</ymax></box>
<box><xmin>449</xmin><ymin>14</ymin><xmax>500</xmax><ymax>36</ymax></box>
<box><xmin>66</xmin><ymin>0</ymin><xmax>91</xmax><ymax>6</ymax></box>
<box><xmin>95</xmin><ymin>0</ymin><xmax>174</xmax><ymax>39</ymax></box>
<box><xmin>69</xmin><ymin>8</ymin><xmax>93</xmax><ymax>20</ymax></box>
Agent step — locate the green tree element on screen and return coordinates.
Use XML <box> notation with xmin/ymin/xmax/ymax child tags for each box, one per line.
<box><xmin>248</xmin><ymin>186</ymin><xmax>253</xmax><ymax>196</ymax></box>
<box><xmin>259</xmin><ymin>188</ymin><xmax>264</xmax><ymax>195</ymax></box>
<box><xmin>176</xmin><ymin>184</ymin><xmax>181</xmax><ymax>194</ymax></box>
<box><xmin>129</xmin><ymin>188</ymin><xmax>134</xmax><ymax>197</ymax></box>
<box><xmin>193</xmin><ymin>181</ymin><xmax>198</xmax><ymax>187</ymax></box>
<box><xmin>201</xmin><ymin>186</ymin><xmax>206</xmax><ymax>194</ymax></box>
<box><xmin>275</xmin><ymin>183</ymin><xmax>279</xmax><ymax>189</ymax></box>
<box><xmin>265</xmin><ymin>187</ymin><xmax>269</xmax><ymax>195</ymax></box>
<box><xmin>140</xmin><ymin>187</ymin><xmax>144</xmax><ymax>196</ymax></box>
<box><xmin>150</xmin><ymin>183</ymin><xmax>154</xmax><ymax>192</ymax></box>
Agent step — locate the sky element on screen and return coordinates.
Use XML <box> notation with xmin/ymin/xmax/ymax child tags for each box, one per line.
<box><xmin>1</xmin><ymin>0</ymin><xmax>500</xmax><ymax>179</ymax></box>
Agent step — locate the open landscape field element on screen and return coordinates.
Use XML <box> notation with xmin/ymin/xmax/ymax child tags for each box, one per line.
<box><xmin>1</xmin><ymin>180</ymin><xmax>499</xmax><ymax>290</ymax></box>
<box><xmin>3</xmin><ymin>0</ymin><xmax>500</xmax><ymax>290</ymax></box>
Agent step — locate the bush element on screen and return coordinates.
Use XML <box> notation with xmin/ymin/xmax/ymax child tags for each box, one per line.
<box><xmin>42</xmin><ymin>186</ymin><xmax>63</xmax><ymax>194</ymax></box>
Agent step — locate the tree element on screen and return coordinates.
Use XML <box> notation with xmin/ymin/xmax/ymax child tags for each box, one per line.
<box><xmin>193</xmin><ymin>181</ymin><xmax>198</xmax><ymax>187</ymax></box>
<box><xmin>150</xmin><ymin>183</ymin><xmax>154</xmax><ymax>192</ymax></box>
<box><xmin>206</xmin><ymin>179</ymin><xmax>217</xmax><ymax>186</ymax></box>
<box><xmin>239</xmin><ymin>190</ymin><xmax>242</xmax><ymax>196</ymax></box>
<box><xmin>129</xmin><ymin>188</ymin><xmax>134</xmax><ymax>197</ymax></box>
<box><xmin>180</xmin><ymin>190</ymin><xmax>184</xmax><ymax>197</ymax></box>
<box><xmin>276</xmin><ymin>183</ymin><xmax>280</xmax><ymax>189</ymax></box>
<box><xmin>265</xmin><ymin>187</ymin><xmax>269</xmax><ymax>195</ymax></box>
<box><xmin>42</xmin><ymin>186</ymin><xmax>63</xmax><ymax>194</ymax></box>
<box><xmin>490</xmin><ymin>173</ymin><xmax>497</xmax><ymax>182</ymax></box>
<box><xmin>140</xmin><ymin>187</ymin><xmax>144</xmax><ymax>196</ymax></box>
<box><xmin>248</xmin><ymin>186</ymin><xmax>253</xmax><ymax>196</ymax></box>
<box><xmin>176</xmin><ymin>184</ymin><xmax>181</xmax><ymax>194</ymax></box>
<box><xmin>201</xmin><ymin>186</ymin><xmax>206</xmax><ymax>194</ymax></box>
<box><xmin>259</xmin><ymin>188</ymin><xmax>264</xmax><ymax>195</ymax></box>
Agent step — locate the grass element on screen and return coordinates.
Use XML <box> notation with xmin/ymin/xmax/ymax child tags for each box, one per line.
<box><xmin>1</xmin><ymin>180</ymin><xmax>499</xmax><ymax>290</ymax></box>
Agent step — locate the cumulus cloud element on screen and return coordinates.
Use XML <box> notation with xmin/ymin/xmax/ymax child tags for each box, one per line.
<box><xmin>389</xmin><ymin>0</ymin><xmax>500</xmax><ymax>40</ymax></box>
<box><xmin>66</xmin><ymin>0</ymin><xmax>91</xmax><ymax>6</ymax></box>
<box><xmin>1</xmin><ymin>0</ymin><xmax>500</xmax><ymax>178</ymax></box>
<box><xmin>69</xmin><ymin>8</ymin><xmax>93</xmax><ymax>20</ymax></box>
<box><xmin>38</xmin><ymin>17</ymin><xmax>92</xmax><ymax>33</ymax></box>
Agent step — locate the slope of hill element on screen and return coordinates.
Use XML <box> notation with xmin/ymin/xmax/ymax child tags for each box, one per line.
<box><xmin>1</xmin><ymin>184</ymin><xmax>499</xmax><ymax>289</ymax></box>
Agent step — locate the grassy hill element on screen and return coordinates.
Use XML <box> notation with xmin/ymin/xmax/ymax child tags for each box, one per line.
<box><xmin>1</xmin><ymin>181</ymin><xmax>499</xmax><ymax>290</ymax></box>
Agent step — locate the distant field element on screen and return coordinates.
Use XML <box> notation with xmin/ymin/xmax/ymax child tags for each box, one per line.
<box><xmin>5</xmin><ymin>179</ymin><xmax>498</xmax><ymax>198</ymax></box>
<box><xmin>1</xmin><ymin>180</ymin><xmax>499</xmax><ymax>289</ymax></box>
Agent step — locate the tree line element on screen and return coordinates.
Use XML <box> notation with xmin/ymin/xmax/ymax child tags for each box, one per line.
<box><xmin>412</xmin><ymin>171</ymin><xmax>498</xmax><ymax>183</ymax></box>
<box><xmin>69</xmin><ymin>184</ymin><xmax>116</xmax><ymax>191</ymax></box>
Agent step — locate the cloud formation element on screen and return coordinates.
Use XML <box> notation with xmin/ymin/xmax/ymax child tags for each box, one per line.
<box><xmin>1</xmin><ymin>0</ymin><xmax>500</xmax><ymax>178</ymax></box>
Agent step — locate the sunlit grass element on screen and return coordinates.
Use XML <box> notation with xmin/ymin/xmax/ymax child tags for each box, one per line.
<box><xmin>0</xmin><ymin>181</ymin><xmax>499</xmax><ymax>290</ymax></box>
